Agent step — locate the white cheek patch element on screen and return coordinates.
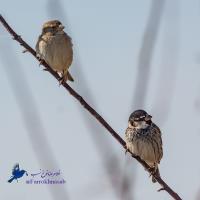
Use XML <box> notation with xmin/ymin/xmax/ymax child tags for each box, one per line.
<box><xmin>135</xmin><ymin>121</ymin><xmax>148</xmax><ymax>129</ymax></box>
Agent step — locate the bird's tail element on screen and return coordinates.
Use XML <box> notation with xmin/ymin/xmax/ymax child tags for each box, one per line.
<box><xmin>67</xmin><ymin>72</ymin><xmax>74</xmax><ymax>82</ymax></box>
<box><xmin>152</xmin><ymin>168</ymin><xmax>160</xmax><ymax>183</ymax></box>
<box><xmin>8</xmin><ymin>176</ymin><xmax>15</xmax><ymax>183</ymax></box>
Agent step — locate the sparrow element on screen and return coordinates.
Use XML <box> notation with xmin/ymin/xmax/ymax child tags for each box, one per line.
<box><xmin>36</xmin><ymin>20</ymin><xmax>74</xmax><ymax>83</ymax></box>
<box><xmin>125</xmin><ymin>109</ymin><xmax>163</xmax><ymax>182</ymax></box>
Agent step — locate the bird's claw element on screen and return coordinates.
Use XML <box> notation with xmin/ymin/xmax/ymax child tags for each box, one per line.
<box><xmin>36</xmin><ymin>55</ymin><xmax>44</xmax><ymax>66</ymax></box>
<box><xmin>125</xmin><ymin>149</ymin><xmax>128</xmax><ymax>155</ymax></box>
<box><xmin>39</xmin><ymin>59</ymin><xmax>44</xmax><ymax>66</ymax></box>
<box><xmin>125</xmin><ymin>145</ymin><xmax>129</xmax><ymax>155</ymax></box>
<box><xmin>58</xmin><ymin>74</ymin><xmax>67</xmax><ymax>85</ymax></box>
<box><xmin>58</xmin><ymin>77</ymin><xmax>65</xmax><ymax>85</ymax></box>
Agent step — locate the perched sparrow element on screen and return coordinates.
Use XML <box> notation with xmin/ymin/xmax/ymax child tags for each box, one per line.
<box><xmin>36</xmin><ymin>20</ymin><xmax>74</xmax><ymax>83</ymax></box>
<box><xmin>125</xmin><ymin>109</ymin><xmax>163</xmax><ymax>182</ymax></box>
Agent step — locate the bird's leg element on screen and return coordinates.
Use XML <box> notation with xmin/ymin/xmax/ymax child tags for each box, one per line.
<box><xmin>125</xmin><ymin>149</ymin><xmax>128</xmax><ymax>155</ymax></box>
<box><xmin>39</xmin><ymin>59</ymin><xmax>45</xmax><ymax>66</ymax></box>
<box><xmin>36</xmin><ymin>54</ymin><xmax>44</xmax><ymax>67</ymax></box>
<box><xmin>148</xmin><ymin>165</ymin><xmax>159</xmax><ymax>183</ymax></box>
<box><xmin>59</xmin><ymin>69</ymin><xmax>68</xmax><ymax>85</ymax></box>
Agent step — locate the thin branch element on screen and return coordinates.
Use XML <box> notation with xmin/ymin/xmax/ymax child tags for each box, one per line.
<box><xmin>0</xmin><ymin>15</ymin><xmax>182</xmax><ymax>200</ymax></box>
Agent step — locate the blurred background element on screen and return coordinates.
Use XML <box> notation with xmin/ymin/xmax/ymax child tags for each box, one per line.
<box><xmin>0</xmin><ymin>0</ymin><xmax>200</xmax><ymax>199</ymax></box>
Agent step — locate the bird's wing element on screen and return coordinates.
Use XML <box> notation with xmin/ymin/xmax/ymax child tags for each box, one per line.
<box><xmin>151</xmin><ymin>123</ymin><xmax>163</xmax><ymax>162</ymax></box>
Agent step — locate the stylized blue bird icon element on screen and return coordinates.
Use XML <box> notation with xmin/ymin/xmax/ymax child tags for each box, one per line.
<box><xmin>8</xmin><ymin>163</ymin><xmax>28</xmax><ymax>183</ymax></box>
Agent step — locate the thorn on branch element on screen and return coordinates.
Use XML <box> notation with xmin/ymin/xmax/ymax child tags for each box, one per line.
<box><xmin>158</xmin><ymin>187</ymin><xmax>165</xmax><ymax>192</ymax></box>
<box><xmin>43</xmin><ymin>68</ymin><xmax>49</xmax><ymax>72</ymax></box>
<box><xmin>22</xmin><ymin>49</ymin><xmax>28</xmax><ymax>53</ymax></box>
<box><xmin>13</xmin><ymin>35</ymin><xmax>21</xmax><ymax>41</ymax></box>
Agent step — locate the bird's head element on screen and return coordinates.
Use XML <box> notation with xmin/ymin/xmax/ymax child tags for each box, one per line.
<box><xmin>128</xmin><ymin>109</ymin><xmax>152</xmax><ymax>129</ymax></box>
<box><xmin>42</xmin><ymin>20</ymin><xmax>65</xmax><ymax>35</ymax></box>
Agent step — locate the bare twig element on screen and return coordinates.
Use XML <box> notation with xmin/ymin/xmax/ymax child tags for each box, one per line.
<box><xmin>0</xmin><ymin>15</ymin><xmax>182</xmax><ymax>200</ymax></box>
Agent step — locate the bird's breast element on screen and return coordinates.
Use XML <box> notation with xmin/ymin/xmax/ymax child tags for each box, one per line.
<box><xmin>125</xmin><ymin>128</ymin><xmax>162</xmax><ymax>166</ymax></box>
<box><xmin>38</xmin><ymin>34</ymin><xmax>73</xmax><ymax>72</ymax></box>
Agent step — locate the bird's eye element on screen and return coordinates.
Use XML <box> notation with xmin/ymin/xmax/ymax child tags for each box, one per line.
<box><xmin>131</xmin><ymin>121</ymin><xmax>134</xmax><ymax>126</ymax></box>
<box><xmin>43</xmin><ymin>27</ymin><xmax>53</xmax><ymax>33</ymax></box>
<box><xmin>129</xmin><ymin>121</ymin><xmax>134</xmax><ymax>127</ymax></box>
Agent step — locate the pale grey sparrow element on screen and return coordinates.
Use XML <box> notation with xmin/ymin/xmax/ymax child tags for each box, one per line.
<box><xmin>36</xmin><ymin>20</ymin><xmax>74</xmax><ymax>83</ymax></box>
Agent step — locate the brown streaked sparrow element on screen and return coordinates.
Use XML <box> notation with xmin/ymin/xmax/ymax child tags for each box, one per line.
<box><xmin>125</xmin><ymin>109</ymin><xmax>163</xmax><ymax>182</ymax></box>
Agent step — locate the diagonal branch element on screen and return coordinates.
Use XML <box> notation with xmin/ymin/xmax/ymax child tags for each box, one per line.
<box><xmin>132</xmin><ymin>0</ymin><xmax>165</xmax><ymax>109</ymax></box>
<box><xmin>0</xmin><ymin>15</ymin><xmax>182</xmax><ymax>200</ymax></box>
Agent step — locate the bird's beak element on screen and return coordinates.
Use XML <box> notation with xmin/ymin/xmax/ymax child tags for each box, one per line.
<box><xmin>145</xmin><ymin>115</ymin><xmax>152</xmax><ymax>121</ymax></box>
<box><xmin>58</xmin><ymin>25</ymin><xmax>65</xmax><ymax>30</ymax></box>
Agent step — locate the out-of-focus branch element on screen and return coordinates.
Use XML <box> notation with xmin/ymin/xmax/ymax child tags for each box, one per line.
<box><xmin>196</xmin><ymin>189</ymin><xmax>200</xmax><ymax>200</ymax></box>
<box><xmin>0</xmin><ymin>23</ymin><xmax>69</xmax><ymax>200</ymax></box>
<box><xmin>124</xmin><ymin>0</ymin><xmax>166</xmax><ymax>198</ymax></box>
<box><xmin>46</xmin><ymin>1</ymin><xmax>124</xmax><ymax>198</ymax></box>
<box><xmin>132</xmin><ymin>0</ymin><xmax>165</xmax><ymax>108</ymax></box>
<box><xmin>120</xmin><ymin>162</ymin><xmax>134</xmax><ymax>200</ymax></box>
<box><xmin>152</xmin><ymin>0</ymin><xmax>180</xmax><ymax>125</ymax></box>
<box><xmin>0</xmin><ymin>15</ymin><xmax>182</xmax><ymax>200</ymax></box>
